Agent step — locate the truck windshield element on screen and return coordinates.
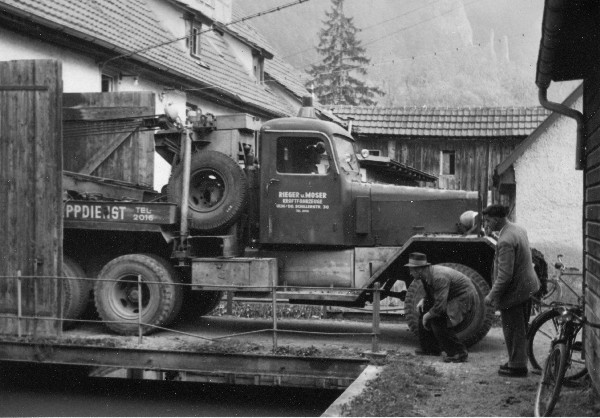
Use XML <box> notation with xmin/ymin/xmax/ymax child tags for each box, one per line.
<box><xmin>332</xmin><ymin>134</ymin><xmax>359</xmax><ymax>174</ymax></box>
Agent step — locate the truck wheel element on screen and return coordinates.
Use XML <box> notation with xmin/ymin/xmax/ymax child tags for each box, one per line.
<box><xmin>168</xmin><ymin>151</ymin><xmax>248</xmax><ymax>233</ymax></box>
<box><xmin>405</xmin><ymin>263</ymin><xmax>494</xmax><ymax>347</ymax></box>
<box><xmin>62</xmin><ymin>256</ymin><xmax>91</xmax><ymax>329</ymax></box>
<box><xmin>94</xmin><ymin>254</ymin><xmax>183</xmax><ymax>335</ymax></box>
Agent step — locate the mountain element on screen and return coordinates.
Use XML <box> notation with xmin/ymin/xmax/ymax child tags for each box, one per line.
<box><xmin>234</xmin><ymin>0</ymin><xmax>578</xmax><ymax>107</ymax></box>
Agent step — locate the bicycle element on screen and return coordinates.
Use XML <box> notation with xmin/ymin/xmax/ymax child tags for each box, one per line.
<box><xmin>534</xmin><ymin>303</ymin><xmax>600</xmax><ymax>416</ymax></box>
<box><xmin>527</xmin><ymin>255</ymin><xmax>583</xmax><ymax>372</ymax></box>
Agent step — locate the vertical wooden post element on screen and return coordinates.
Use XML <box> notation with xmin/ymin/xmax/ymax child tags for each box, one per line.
<box><xmin>272</xmin><ymin>285</ymin><xmax>278</xmax><ymax>352</ymax></box>
<box><xmin>17</xmin><ymin>271</ymin><xmax>22</xmax><ymax>338</ymax></box>
<box><xmin>372</xmin><ymin>283</ymin><xmax>381</xmax><ymax>353</ymax></box>
<box><xmin>226</xmin><ymin>291</ymin><xmax>233</xmax><ymax>315</ymax></box>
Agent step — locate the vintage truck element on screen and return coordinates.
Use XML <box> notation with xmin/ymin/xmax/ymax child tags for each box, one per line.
<box><xmin>62</xmin><ymin>98</ymin><xmax>496</xmax><ymax>346</ymax></box>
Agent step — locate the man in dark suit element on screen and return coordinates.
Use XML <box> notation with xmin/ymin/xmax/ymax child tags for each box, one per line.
<box><xmin>407</xmin><ymin>252</ymin><xmax>477</xmax><ymax>363</ymax></box>
<box><xmin>483</xmin><ymin>204</ymin><xmax>540</xmax><ymax>377</ymax></box>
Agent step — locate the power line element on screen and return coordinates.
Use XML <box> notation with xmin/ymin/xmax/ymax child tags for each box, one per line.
<box><xmin>360</xmin><ymin>0</ymin><xmax>482</xmax><ymax>49</ymax></box>
<box><xmin>99</xmin><ymin>0</ymin><xmax>311</xmax><ymax>68</ymax></box>
<box><xmin>280</xmin><ymin>0</ymin><xmax>445</xmax><ymax>61</ymax></box>
<box><xmin>183</xmin><ymin>31</ymin><xmax>531</xmax><ymax>96</ymax></box>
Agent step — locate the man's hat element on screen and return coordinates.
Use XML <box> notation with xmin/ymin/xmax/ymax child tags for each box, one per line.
<box><xmin>482</xmin><ymin>204</ymin><xmax>508</xmax><ymax>218</ymax></box>
<box><xmin>405</xmin><ymin>252</ymin><xmax>431</xmax><ymax>268</ymax></box>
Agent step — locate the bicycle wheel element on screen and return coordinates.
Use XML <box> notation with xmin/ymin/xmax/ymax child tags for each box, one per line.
<box><xmin>562</xmin><ymin>330</ymin><xmax>588</xmax><ymax>387</ymax></box>
<box><xmin>535</xmin><ymin>343</ymin><xmax>568</xmax><ymax>417</ymax></box>
<box><xmin>528</xmin><ymin>309</ymin><xmax>560</xmax><ymax>370</ymax></box>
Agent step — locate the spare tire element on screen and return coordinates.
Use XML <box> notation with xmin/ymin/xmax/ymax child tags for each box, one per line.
<box><xmin>168</xmin><ymin>151</ymin><xmax>248</xmax><ymax>233</ymax></box>
<box><xmin>405</xmin><ymin>263</ymin><xmax>494</xmax><ymax>347</ymax></box>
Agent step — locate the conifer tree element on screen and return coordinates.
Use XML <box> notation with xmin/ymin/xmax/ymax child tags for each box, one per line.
<box><xmin>307</xmin><ymin>0</ymin><xmax>384</xmax><ymax>106</ymax></box>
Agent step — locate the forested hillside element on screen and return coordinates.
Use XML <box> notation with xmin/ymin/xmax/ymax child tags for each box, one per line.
<box><xmin>235</xmin><ymin>0</ymin><xmax>578</xmax><ymax>107</ymax></box>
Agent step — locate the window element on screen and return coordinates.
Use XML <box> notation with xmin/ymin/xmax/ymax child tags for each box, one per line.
<box><xmin>253</xmin><ymin>54</ymin><xmax>264</xmax><ymax>83</ymax></box>
<box><xmin>277</xmin><ymin>137</ymin><xmax>330</xmax><ymax>175</ymax></box>
<box><xmin>441</xmin><ymin>150</ymin><xmax>456</xmax><ymax>175</ymax></box>
<box><xmin>188</xmin><ymin>21</ymin><xmax>202</xmax><ymax>57</ymax></box>
<box><xmin>101</xmin><ymin>74</ymin><xmax>114</xmax><ymax>92</ymax></box>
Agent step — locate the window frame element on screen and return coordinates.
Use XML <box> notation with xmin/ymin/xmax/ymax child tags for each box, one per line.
<box><xmin>188</xmin><ymin>21</ymin><xmax>202</xmax><ymax>58</ymax></box>
<box><xmin>101</xmin><ymin>74</ymin><xmax>114</xmax><ymax>92</ymax></box>
<box><xmin>441</xmin><ymin>150</ymin><xmax>456</xmax><ymax>176</ymax></box>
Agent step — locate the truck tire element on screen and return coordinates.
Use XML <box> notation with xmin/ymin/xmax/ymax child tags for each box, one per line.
<box><xmin>405</xmin><ymin>263</ymin><xmax>494</xmax><ymax>347</ymax></box>
<box><xmin>94</xmin><ymin>254</ymin><xmax>183</xmax><ymax>335</ymax></box>
<box><xmin>62</xmin><ymin>256</ymin><xmax>91</xmax><ymax>329</ymax></box>
<box><xmin>168</xmin><ymin>151</ymin><xmax>248</xmax><ymax>233</ymax></box>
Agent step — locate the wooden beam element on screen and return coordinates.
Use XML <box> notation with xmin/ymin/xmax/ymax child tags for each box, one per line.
<box><xmin>63</xmin><ymin>106</ymin><xmax>155</xmax><ymax>121</ymax></box>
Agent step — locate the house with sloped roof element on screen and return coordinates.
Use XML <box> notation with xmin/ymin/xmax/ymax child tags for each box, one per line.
<box><xmin>330</xmin><ymin>105</ymin><xmax>551</xmax><ymax>203</ymax></box>
<box><xmin>0</xmin><ymin>0</ymin><xmax>311</xmax><ymax>188</ymax></box>
<box><xmin>494</xmin><ymin>85</ymin><xmax>583</xmax><ymax>271</ymax></box>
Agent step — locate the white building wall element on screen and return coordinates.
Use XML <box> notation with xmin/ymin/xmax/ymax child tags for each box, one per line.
<box><xmin>0</xmin><ymin>28</ymin><xmax>99</xmax><ymax>92</ymax></box>
<box><xmin>513</xmin><ymin>95</ymin><xmax>583</xmax><ymax>270</ymax></box>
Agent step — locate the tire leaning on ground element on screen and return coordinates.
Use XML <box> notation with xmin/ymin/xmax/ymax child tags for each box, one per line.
<box><xmin>405</xmin><ymin>263</ymin><xmax>494</xmax><ymax>347</ymax></box>
<box><xmin>94</xmin><ymin>254</ymin><xmax>183</xmax><ymax>335</ymax></box>
<box><xmin>62</xmin><ymin>256</ymin><xmax>92</xmax><ymax>329</ymax></box>
<box><xmin>167</xmin><ymin>150</ymin><xmax>249</xmax><ymax>233</ymax></box>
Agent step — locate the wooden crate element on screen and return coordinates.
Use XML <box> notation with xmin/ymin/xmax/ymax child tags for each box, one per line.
<box><xmin>63</xmin><ymin>92</ymin><xmax>156</xmax><ymax>187</ymax></box>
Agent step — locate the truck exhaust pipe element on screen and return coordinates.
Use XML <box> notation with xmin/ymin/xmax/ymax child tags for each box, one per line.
<box><xmin>297</xmin><ymin>96</ymin><xmax>317</xmax><ymax>119</ymax></box>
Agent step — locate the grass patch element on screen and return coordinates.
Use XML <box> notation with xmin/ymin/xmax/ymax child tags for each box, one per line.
<box><xmin>341</xmin><ymin>353</ymin><xmax>444</xmax><ymax>417</ymax></box>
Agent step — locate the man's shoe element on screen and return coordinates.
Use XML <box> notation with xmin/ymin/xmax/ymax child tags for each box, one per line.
<box><xmin>415</xmin><ymin>349</ymin><xmax>441</xmax><ymax>356</ymax></box>
<box><xmin>498</xmin><ymin>366</ymin><xmax>528</xmax><ymax>377</ymax></box>
<box><xmin>499</xmin><ymin>362</ymin><xmax>510</xmax><ymax>370</ymax></box>
<box><xmin>443</xmin><ymin>352</ymin><xmax>468</xmax><ymax>363</ymax></box>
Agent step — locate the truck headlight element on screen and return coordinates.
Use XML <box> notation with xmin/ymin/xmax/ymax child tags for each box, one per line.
<box><xmin>360</xmin><ymin>149</ymin><xmax>370</xmax><ymax>158</ymax></box>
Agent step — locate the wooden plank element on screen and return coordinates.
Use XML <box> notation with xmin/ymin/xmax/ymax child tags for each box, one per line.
<box><xmin>586</xmin><ymin>142</ymin><xmax>600</xmax><ymax>169</ymax></box>
<box><xmin>586</xmin><ymin>268</ymin><xmax>600</xmax><ymax>300</ymax></box>
<box><xmin>79</xmin><ymin>129</ymin><xmax>136</xmax><ymax>175</ymax></box>
<box><xmin>585</xmin><ymin>254</ymin><xmax>600</xmax><ymax>283</ymax></box>
<box><xmin>63</xmin><ymin>106</ymin><xmax>155</xmax><ymax>121</ymax></box>
<box><xmin>585</xmin><ymin>221</ymin><xmax>600</xmax><ymax>240</ymax></box>
<box><xmin>585</xmin><ymin>204</ymin><xmax>600</xmax><ymax>221</ymax></box>
<box><xmin>0</xmin><ymin>59</ymin><xmax>62</xmax><ymax>336</ymax></box>
<box><xmin>586</xmin><ymin>164</ymin><xmax>600</xmax><ymax>187</ymax></box>
<box><xmin>586</xmin><ymin>184</ymin><xmax>600</xmax><ymax>203</ymax></box>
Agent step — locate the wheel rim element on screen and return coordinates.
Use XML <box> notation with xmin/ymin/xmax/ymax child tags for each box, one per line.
<box><xmin>108</xmin><ymin>274</ymin><xmax>151</xmax><ymax>319</ymax></box>
<box><xmin>189</xmin><ymin>169</ymin><xmax>226</xmax><ymax>213</ymax></box>
<box><xmin>536</xmin><ymin>347</ymin><xmax>562</xmax><ymax>416</ymax></box>
<box><xmin>530</xmin><ymin>314</ymin><xmax>560</xmax><ymax>369</ymax></box>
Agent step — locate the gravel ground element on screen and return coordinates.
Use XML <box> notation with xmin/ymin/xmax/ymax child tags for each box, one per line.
<box><xmin>341</xmin><ymin>326</ymin><xmax>600</xmax><ymax>417</ymax></box>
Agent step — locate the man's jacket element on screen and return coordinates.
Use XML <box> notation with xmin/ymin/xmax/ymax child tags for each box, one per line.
<box><xmin>488</xmin><ymin>221</ymin><xmax>540</xmax><ymax>309</ymax></box>
<box><xmin>423</xmin><ymin>265</ymin><xmax>478</xmax><ymax>327</ymax></box>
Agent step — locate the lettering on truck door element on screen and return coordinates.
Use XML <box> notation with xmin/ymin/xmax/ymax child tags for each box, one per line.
<box><xmin>260</xmin><ymin>134</ymin><xmax>342</xmax><ymax>245</ymax></box>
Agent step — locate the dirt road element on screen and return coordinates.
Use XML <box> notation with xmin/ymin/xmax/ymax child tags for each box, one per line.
<box><xmin>67</xmin><ymin>315</ymin><xmax>598</xmax><ymax>416</ymax></box>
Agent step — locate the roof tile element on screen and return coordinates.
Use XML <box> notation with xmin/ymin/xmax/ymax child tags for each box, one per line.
<box><xmin>331</xmin><ymin>105</ymin><xmax>551</xmax><ymax>138</ymax></box>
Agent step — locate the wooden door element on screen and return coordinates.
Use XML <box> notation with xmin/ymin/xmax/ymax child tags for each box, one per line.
<box><xmin>0</xmin><ymin>60</ymin><xmax>63</xmax><ymax>336</ymax></box>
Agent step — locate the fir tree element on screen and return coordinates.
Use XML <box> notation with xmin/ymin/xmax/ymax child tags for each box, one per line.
<box><xmin>307</xmin><ymin>0</ymin><xmax>384</xmax><ymax>106</ymax></box>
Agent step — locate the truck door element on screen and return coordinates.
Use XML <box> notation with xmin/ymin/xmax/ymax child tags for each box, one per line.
<box><xmin>259</xmin><ymin>132</ymin><xmax>342</xmax><ymax>245</ymax></box>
